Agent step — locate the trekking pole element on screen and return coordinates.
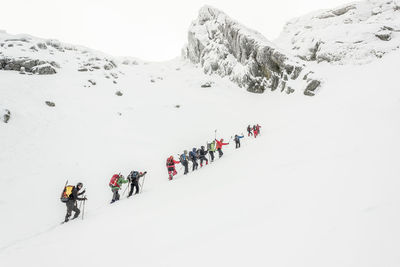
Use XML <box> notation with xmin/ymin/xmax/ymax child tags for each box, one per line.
<box><xmin>82</xmin><ymin>196</ymin><xmax>86</xmax><ymax>220</ymax></box>
<box><xmin>140</xmin><ymin>174</ymin><xmax>147</xmax><ymax>193</ymax></box>
<box><xmin>122</xmin><ymin>183</ymin><xmax>130</xmax><ymax>197</ymax></box>
<box><xmin>214</xmin><ymin>129</ymin><xmax>217</xmax><ymax>140</ymax></box>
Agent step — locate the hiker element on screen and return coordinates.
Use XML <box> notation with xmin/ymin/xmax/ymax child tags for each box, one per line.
<box><xmin>189</xmin><ymin>148</ymin><xmax>199</xmax><ymax>171</ymax></box>
<box><xmin>109</xmin><ymin>174</ymin><xmax>129</xmax><ymax>203</ymax></box>
<box><xmin>166</xmin><ymin>156</ymin><xmax>180</xmax><ymax>180</ymax></box>
<box><xmin>253</xmin><ymin>125</ymin><xmax>258</xmax><ymax>138</ymax></box>
<box><xmin>207</xmin><ymin>140</ymin><xmax>216</xmax><ymax>162</ymax></box>
<box><xmin>247</xmin><ymin>125</ymin><xmax>253</xmax><ymax>136</ymax></box>
<box><xmin>256</xmin><ymin>124</ymin><xmax>261</xmax><ymax>135</ymax></box>
<box><xmin>180</xmin><ymin>150</ymin><xmax>189</xmax><ymax>175</ymax></box>
<box><xmin>199</xmin><ymin>146</ymin><xmax>209</xmax><ymax>167</ymax></box>
<box><xmin>215</xmin><ymin>138</ymin><xmax>229</xmax><ymax>158</ymax></box>
<box><xmin>64</xmin><ymin>182</ymin><xmax>86</xmax><ymax>222</ymax></box>
<box><xmin>127</xmin><ymin>171</ymin><xmax>147</xmax><ymax>197</ymax></box>
<box><xmin>234</xmin><ymin>134</ymin><xmax>244</xmax><ymax>148</ymax></box>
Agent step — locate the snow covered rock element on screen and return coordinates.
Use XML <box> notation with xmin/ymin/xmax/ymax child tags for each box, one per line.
<box><xmin>45</xmin><ymin>101</ymin><xmax>55</xmax><ymax>107</ymax></box>
<box><xmin>276</xmin><ymin>0</ymin><xmax>400</xmax><ymax>64</ymax></box>
<box><xmin>0</xmin><ymin>57</ymin><xmax>58</xmax><ymax>74</ymax></box>
<box><xmin>2</xmin><ymin>109</ymin><xmax>11</xmax><ymax>123</ymax></box>
<box><xmin>183</xmin><ymin>6</ymin><xmax>319</xmax><ymax>95</ymax></box>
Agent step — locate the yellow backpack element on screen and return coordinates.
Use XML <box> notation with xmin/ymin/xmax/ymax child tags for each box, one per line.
<box><xmin>60</xmin><ymin>183</ymin><xmax>74</xmax><ymax>203</ymax></box>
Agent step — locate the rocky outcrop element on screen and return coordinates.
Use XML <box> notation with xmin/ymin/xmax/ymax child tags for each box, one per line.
<box><xmin>276</xmin><ymin>0</ymin><xmax>400</xmax><ymax>64</ymax></box>
<box><xmin>183</xmin><ymin>6</ymin><xmax>319</xmax><ymax>95</ymax></box>
<box><xmin>0</xmin><ymin>57</ymin><xmax>58</xmax><ymax>74</ymax></box>
<box><xmin>2</xmin><ymin>109</ymin><xmax>11</xmax><ymax>123</ymax></box>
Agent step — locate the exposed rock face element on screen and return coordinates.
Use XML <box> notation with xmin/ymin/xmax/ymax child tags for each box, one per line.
<box><xmin>183</xmin><ymin>6</ymin><xmax>319</xmax><ymax>95</ymax></box>
<box><xmin>0</xmin><ymin>57</ymin><xmax>58</xmax><ymax>74</ymax></box>
<box><xmin>2</xmin><ymin>109</ymin><xmax>11</xmax><ymax>123</ymax></box>
<box><xmin>276</xmin><ymin>0</ymin><xmax>400</xmax><ymax>64</ymax></box>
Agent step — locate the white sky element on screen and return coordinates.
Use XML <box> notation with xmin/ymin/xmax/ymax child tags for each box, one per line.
<box><xmin>1</xmin><ymin>0</ymin><xmax>351</xmax><ymax>61</ymax></box>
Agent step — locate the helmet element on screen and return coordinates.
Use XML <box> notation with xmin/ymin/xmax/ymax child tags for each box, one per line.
<box><xmin>139</xmin><ymin>172</ymin><xmax>143</xmax><ymax>175</ymax></box>
<box><xmin>201</xmin><ymin>146</ymin><xmax>204</xmax><ymax>149</ymax></box>
<box><xmin>221</xmin><ymin>138</ymin><xmax>224</xmax><ymax>141</ymax></box>
<box><xmin>77</xmin><ymin>182</ymin><xmax>83</xmax><ymax>189</ymax></box>
<box><xmin>192</xmin><ymin>148</ymin><xmax>196</xmax><ymax>151</ymax></box>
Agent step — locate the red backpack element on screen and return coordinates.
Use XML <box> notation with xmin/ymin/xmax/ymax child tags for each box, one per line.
<box><xmin>109</xmin><ymin>174</ymin><xmax>120</xmax><ymax>188</ymax></box>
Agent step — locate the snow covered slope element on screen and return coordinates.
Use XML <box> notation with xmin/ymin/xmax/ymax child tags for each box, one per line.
<box><xmin>1</xmin><ymin>2</ymin><xmax>400</xmax><ymax>266</ymax></box>
<box><xmin>276</xmin><ymin>0</ymin><xmax>400</xmax><ymax>64</ymax></box>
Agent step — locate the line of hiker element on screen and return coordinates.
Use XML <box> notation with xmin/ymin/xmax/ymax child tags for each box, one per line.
<box><xmin>247</xmin><ymin>124</ymin><xmax>261</xmax><ymax>138</ymax></box>
<box><xmin>60</xmin><ymin>124</ymin><xmax>261</xmax><ymax>222</ymax></box>
<box><xmin>166</xmin><ymin>124</ymin><xmax>261</xmax><ymax>180</ymax></box>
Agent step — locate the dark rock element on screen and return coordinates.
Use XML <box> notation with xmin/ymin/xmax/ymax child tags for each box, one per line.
<box><xmin>304</xmin><ymin>80</ymin><xmax>321</xmax><ymax>96</ymax></box>
<box><xmin>2</xmin><ymin>109</ymin><xmax>11</xmax><ymax>123</ymax></box>
<box><xmin>78</xmin><ymin>68</ymin><xmax>88</xmax><ymax>72</ymax></box>
<box><xmin>375</xmin><ymin>32</ymin><xmax>392</xmax><ymax>41</ymax></box>
<box><xmin>37</xmin><ymin>42</ymin><xmax>47</xmax><ymax>49</ymax></box>
<box><xmin>201</xmin><ymin>81</ymin><xmax>213</xmax><ymax>88</ymax></box>
<box><xmin>115</xmin><ymin>91</ymin><xmax>123</xmax><ymax>96</ymax></box>
<box><xmin>175</xmin><ymin>105</ymin><xmax>181</xmax><ymax>108</ymax></box>
<box><xmin>88</xmin><ymin>79</ymin><xmax>96</xmax><ymax>86</ymax></box>
<box><xmin>32</xmin><ymin>64</ymin><xmax>57</xmax><ymax>75</ymax></box>
<box><xmin>45</xmin><ymin>101</ymin><xmax>56</xmax><ymax>107</ymax></box>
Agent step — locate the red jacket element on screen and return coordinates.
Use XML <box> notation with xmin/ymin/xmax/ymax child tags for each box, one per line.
<box><xmin>166</xmin><ymin>158</ymin><xmax>180</xmax><ymax>168</ymax></box>
<box><xmin>215</xmin><ymin>139</ymin><xmax>229</xmax><ymax>149</ymax></box>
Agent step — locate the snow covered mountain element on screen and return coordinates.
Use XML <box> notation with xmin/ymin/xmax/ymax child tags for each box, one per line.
<box><xmin>1</xmin><ymin>1</ymin><xmax>400</xmax><ymax>266</ymax></box>
<box><xmin>276</xmin><ymin>0</ymin><xmax>400</xmax><ymax>64</ymax></box>
<box><xmin>183</xmin><ymin>6</ymin><xmax>321</xmax><ymax>96</ymax></box>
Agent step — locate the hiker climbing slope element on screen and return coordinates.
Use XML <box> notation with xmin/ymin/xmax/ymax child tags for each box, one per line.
<box><xmin>166</xmin><ymin>156</ymin><xmax>180</xmax><ymax>180</ymax></box>
<box><xmin>62</xmin><ymin>182</ymin><xmax>87</xmax><ymax>223</ymax></box>
<box><xmin>234</xmin><ymin>134</ymin><xmax>244</xmax><ymax>148</ymax></box>
<box><xmin>215</xmin><ymin>138</ymin><xmax>229</xmax><ymax>158</ymax></box>
<box><xmin>127</xmin><ymin>171</ymin><xmax>147</xmax><ymax>197</ymax></box>
<box><xmin>180</xmin><ymin>150</ymin><xmax>189</xmax><ymax>175</ymax></box>
<box><xmin>199</xmin><ymin>146</ymin><xmax>209</xmax><ymax>167</ymax></box>
<box><xmin>109</xmin><ymin>174</ymin><xmax>128</xmax><ymax>203</ymax></box>
<box><xmin>189</xmin><ymin>148</ymin><xmax>199</xmax><ymax>171</ymax></box>
<box><xmin>207</xmin><ymin>140</ymin><xmax>216</xmax><ymax>162</ymax></box>
<box><xmin>247</xmin><ymin>125</ymin><xmax>253</xmax><ymax>136</ymax></box>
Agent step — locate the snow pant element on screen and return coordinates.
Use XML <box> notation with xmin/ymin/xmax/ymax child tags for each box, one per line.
<box><xmin>128</xmin><ymin>180</ymin><xmax>140</xmax><ymax>197</ymax></box>
<box><xmin>200</xmin><ymin>156</ymin><xmax>208</xmax><ymax>166</ymax></box>
<box><xmin>168</xmin><ymin>166</ymin><xmax>177</xmax><ymax>180</ymax></box>
<box><xmin>209</xmin><ymin>151</ymin><xmax>215</xmax><ymax>162</ymax></box>
<box><xmin>235</xmin><ymin>141</ymin><xmax>241</xmax><ymax>148</ymax></box>
<box><xmin>191</xmin><ymin>159</ymin><xmax>198</xmax><ymax>171</ymax></box>
<box><xmin>65</xmin><ymin>200</ymin><xmax>80</xmax><ymax>222</ymax></box>
<box><xmin>111</xmin><ymin>188</ymin><xmax>120</xmax><ymax>203</ymax></box>
<box><xmin>181</xmin><ymin>160</ymin><xmax>189</xmax><ymax>175</ymax></box>
<box><xmin>218</xmin><ymin>148</ymin><xmax>223</xmax><ymax>158</ymax></box>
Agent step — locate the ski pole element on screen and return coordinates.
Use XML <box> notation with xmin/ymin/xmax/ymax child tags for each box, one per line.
<box><xmin>140</xmin><ymin>174</ymin><xmax>147</xmax><ymax>193</ymax></box>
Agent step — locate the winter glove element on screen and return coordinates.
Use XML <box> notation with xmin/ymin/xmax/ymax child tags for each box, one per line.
<box><xmin>83</xmin><ymin>197</ymin><xmax>88</xmax><ymax>201</ymax></box>
<box><xmin>144</xmin><ymin>171</ymin><xmax>147</xmax><ymax>175</ymax></box>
